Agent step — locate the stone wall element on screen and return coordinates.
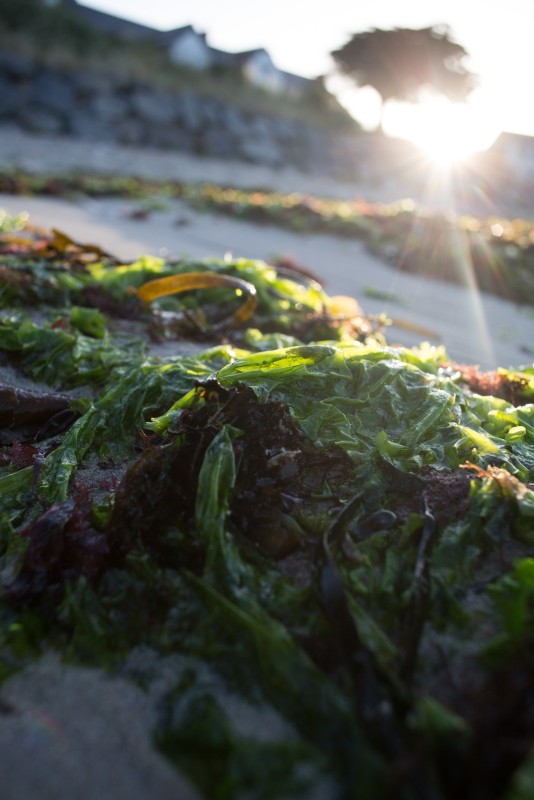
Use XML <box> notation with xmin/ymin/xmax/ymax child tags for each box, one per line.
<box><xmin>0</xmin><ymin>51</ymin><xmax>365</xmax><ymax>178</ymax></box>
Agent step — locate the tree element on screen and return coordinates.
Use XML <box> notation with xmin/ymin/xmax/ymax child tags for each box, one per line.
<box><xmin>331</xmin><ymin>26</ymin><xmax>476</xmax><ymax>132</ymax></box>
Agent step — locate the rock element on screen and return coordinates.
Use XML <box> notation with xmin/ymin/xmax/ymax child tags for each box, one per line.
<box><xmin>219</xmin><ymin>105</ymin><xmax>248</xmax><ymax>139</ymax></box>
<box><xmin>200</xmin><ymin>97</ymin><xmax>224</xmax><ymax>126</ymax></box>
<box><xmin>0</xmin><ymin>52</ymin><xmax>35</xmax><ymax>80</ymax></box>
<box><xmin>32</xmin><ymin>70</ymin><xmax>75</xmax><ymax>116</ymax></box>
<box><xmin>90</xmin><ymin>90</ymin><xmax>130</xmax><ymax>123</ymax></box>
<box><xmin>239</xmin><ymin>134</ymin><xmax>283</xmax><ymax>167</ymax></box>
<box><xmin>328</xmin><ymin>134</ymin><xmax>364</xmax><ymax>179</ymax></box>
<box><xmin>71</xmin><ymin>70</ymin><xmax>116</xmax><ymax>97</ymax></box>
<box><xmin>248</xmin><ymin>114</ymin><xmax>276</xmax><ymax>139</ymax></box>
<box><xmin>0</xmin><ymin>76</ymin><xmax>28</xmax><ymax>117</ymax></box>
<box><xmin>145</xmin><ymin>124</ymin><xmax>195</xmax><ymax>151</ymax></box>
<box><xmin>0</xmin><ymin>120</ymin><xmax>24</xmax><ymax>135</ymax></box>
<box><xmin>130</xmin><ymin>89</ymin><xmax>178</xmax><ymax>125</ymax></box>
<box><xmin>282</xmin><ymin>126</ymin><xmax>333</xmax><ymax>175</ymax></box>
<box><xmin>69</xmin><ymin>110</ymin><xmax>118</xmax><ymax>142</ymax></box>
<box><xmin>0</xmin><ymin>47</ymin><xmax>362</xmax><ymax>177</ymax></box>
<box><xmin>18</xmin><ymin>106</ymin><xmax>65</xmax><ymax>135</ymax></box>
<box><xmin>174</xmin><ymin>93</ymin><xmax>203</xmax><ymax>132</ymax></box>
<box><xmin>198</xmin><ymin>127</ymin><xmax>237</xmax><ymax>158</ymax></box>
<box><xmin>116</xmin><ymin>118</ymin><xmax>148</xmax><ymax>146</ymax></box>
<box><xmin>269</xmin><ymin>116</ymin><xmax>301</xmax><ymax>143</ymax></box>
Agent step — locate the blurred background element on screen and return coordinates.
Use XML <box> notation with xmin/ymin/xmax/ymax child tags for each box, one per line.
<box><xmin>2</xmin><ymin>0</ymin><xmax>533</xmax><ymax>201</ymax></box>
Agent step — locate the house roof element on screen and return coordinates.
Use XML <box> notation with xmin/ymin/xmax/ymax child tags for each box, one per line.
<box><xmin>279</xmin><ymin>71</ymin><xmax>314</xmax><ymax>91</ymax></box>
<box><xmin>207</xmin><ymin>47</ymin><xmax>238</xmax><ymax>67</ymax></box>
<box><xmin>232</xmin><ymin>48</ymin><xmax>272</xmax><ymax>65</ymax></box>
<box><xmin>158</xmin><ymin>25</ymin><xmax>207</xmax><ymax>46</ymax></box>
<box><xmin>70</xmin><ymin>1</ymin><xmax>159</xmax><ymax>39</ymax></box>
<box><xmin>69</xmin><ymin>3</ymin><xmax>313</xmax><ymax>91</ymax></box>
<box><xmin>492</xmin><ymin>131</ymin><xmax>534</xmax><ymax>152</ymax></box>
<box><xmin>206</xmin><ymin>47</ymin><xmax>273</xmax><ymax>70</ymax></box>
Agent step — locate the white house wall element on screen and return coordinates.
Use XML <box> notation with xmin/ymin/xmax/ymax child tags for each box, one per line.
<box><xmin>169</xmin><ymin>32</ymin><xmax>212</xmax><ymax>70</ymax></box>
<box><xmin>242</xmin><ymin>52</ymin><xmax>286</xmax><ymax>93</ymax></box>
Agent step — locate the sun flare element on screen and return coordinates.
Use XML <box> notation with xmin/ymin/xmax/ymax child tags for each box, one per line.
<box><xmin>384</xmin><ymin>95</ymin><xmax>500</xmax><ymax>166</ymax></box>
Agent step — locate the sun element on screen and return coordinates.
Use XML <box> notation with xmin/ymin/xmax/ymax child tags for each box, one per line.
<box><xmin>384</xmin><ymin>94</ymin><xmax>500</xmax><ymax>166</ymax></box>
<box><xmin>329</xmin><ymin>78</ymin><xmax>502</xmax><ymax>168</ymax></box>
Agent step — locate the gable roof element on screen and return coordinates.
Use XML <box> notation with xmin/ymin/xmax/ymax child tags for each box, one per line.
<box><xmin>69</xmin><ymin>2</ymin><xmax>312</xmax><ymax>92</ymax></box>
<box><xmin>69</xmin><ymin>1</ymin><xmax>160</xmax><ymax>39</ymax></box>
<box><xmin>158</xmin><ymin>25</ymin><xmax>207</xmax><ymax>46</ymax></box>
<box><xmin>232</xmin><ymin>48</ymin><xmax>272</xmax><ymax>65</ymax></box>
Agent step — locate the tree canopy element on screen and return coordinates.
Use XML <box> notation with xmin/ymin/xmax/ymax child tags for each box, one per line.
<box><xmin>331</xmin><ymin>26</ymin><xmax>476</xmax><ymax>130</ymax></box>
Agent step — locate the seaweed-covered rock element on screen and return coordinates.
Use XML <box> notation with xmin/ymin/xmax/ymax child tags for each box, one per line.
<box><xmin>1</xmin><ymin>219</ymin><xmax>533</xmax><ymax>800</ymax></box>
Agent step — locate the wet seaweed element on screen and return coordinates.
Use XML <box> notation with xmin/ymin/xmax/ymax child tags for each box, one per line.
<box><xmin>0</xmin><ymin>221</ymin><xmax>533</xmax><ymax>800</ymax></box>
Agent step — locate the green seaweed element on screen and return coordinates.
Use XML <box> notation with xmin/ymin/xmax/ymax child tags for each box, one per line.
<box><xmin>1</xmin><ymin>225</ymin><xmax>534</xmax><ymax>799</ymax></box>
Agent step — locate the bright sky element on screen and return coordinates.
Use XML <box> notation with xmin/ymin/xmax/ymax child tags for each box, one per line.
<box><xmin>81</xmin><ymin>0</ymin><xmax>533</xmax><ymax>148</ymax></box>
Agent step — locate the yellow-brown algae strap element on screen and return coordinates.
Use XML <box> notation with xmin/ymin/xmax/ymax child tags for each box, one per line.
<box><xmin>389</xmin><ymin>317</ymin><xmax>441</xmax><ymax>341</ymax></box>
<box><xmin>136</xmin><ymin>271</ymin><xmax>258</xmax><ymax>325</ymax></box>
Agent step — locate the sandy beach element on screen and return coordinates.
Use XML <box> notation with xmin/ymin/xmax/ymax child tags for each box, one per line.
<box><xmin>1</xmin><ymin>129</ymin><xmax>533</xmax><ymax>368</ymax></box>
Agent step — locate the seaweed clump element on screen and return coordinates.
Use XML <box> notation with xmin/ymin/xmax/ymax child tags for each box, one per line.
<box><xmin>1</xmin><ymin>223</ymin><xmax>534</xmax><ymax>800</ymax></box>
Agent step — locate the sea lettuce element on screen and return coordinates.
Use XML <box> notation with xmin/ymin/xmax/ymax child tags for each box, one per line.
<box><xmin>1</xmin><ymin>228</ymin><xmax>534</xmax><ymax>800</ymax></box>
<box><xmin>0</xmin><ymin>347</ymin><xmax>240</xmax><ymax>521</ymax></box>
<box><xmin>213</xmin><ymin>342</ymin><xmax>533</xmax><ymax>477</ymax></box>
